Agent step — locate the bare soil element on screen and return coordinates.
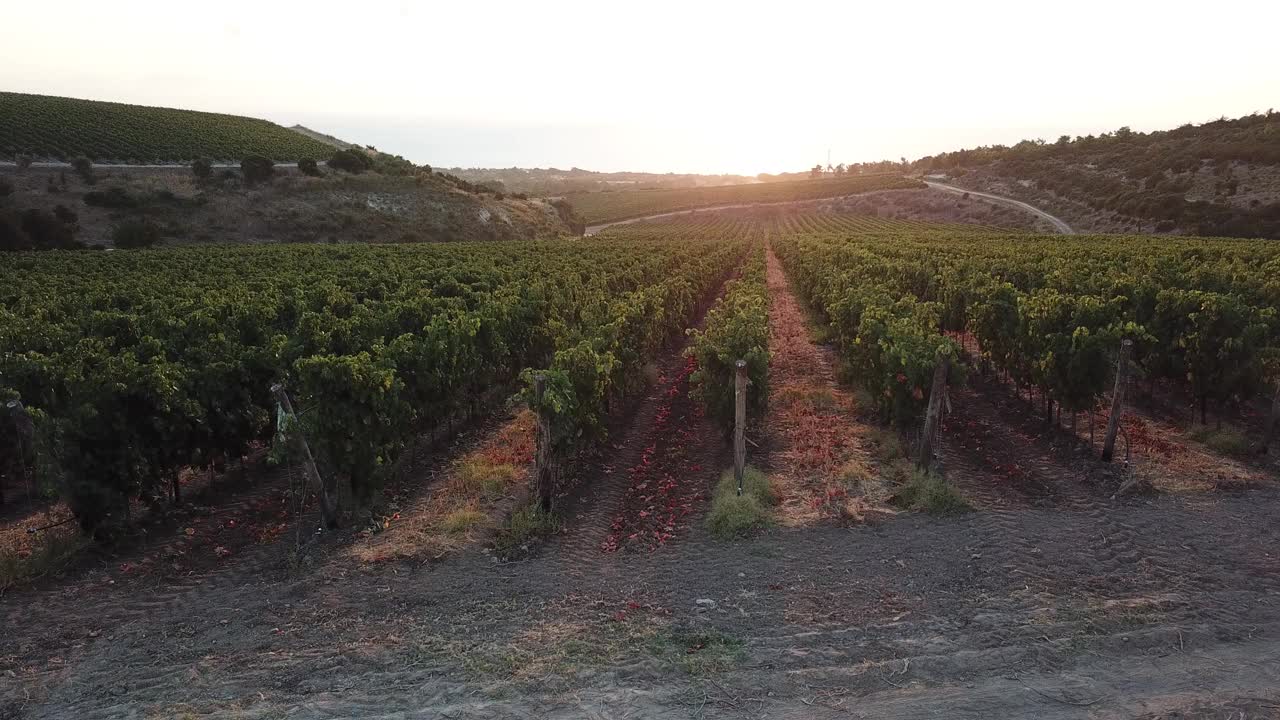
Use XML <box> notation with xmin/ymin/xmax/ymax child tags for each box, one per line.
<box><xmin>3</xmin><ymin>252</ymin><xmax>1280</xmax><ymax>719</ymax></box>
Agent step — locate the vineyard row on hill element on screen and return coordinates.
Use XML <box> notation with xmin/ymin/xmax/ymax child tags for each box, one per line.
<box><xmin>0</xmin><ymin>226</ymin><xmax>748</xmax><ymax>534</ymax></box>
<box><xmin>566</xmin><ymin>174</ymin><xmax>925</xmax><ymax>225</ymax></box>
<box><xmin>0</xmin><ymin>92</ymin><xmax>337</xmax><ymax>162</ymax></box>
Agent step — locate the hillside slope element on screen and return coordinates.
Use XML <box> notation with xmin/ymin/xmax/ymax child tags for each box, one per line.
<box><xmin>0</xmin><ymin>92</ymin><xmax>336</xmax><ymax>163</ymax></box>
<box><xmin>1</xmin><ymin>165</ymin><xmax>579</xmax><ymax>248</ymax></box>
<box><xmin>914</xmin><ymin>111</ymin><xmax>1280</xmax><ymax>238</ymax></box>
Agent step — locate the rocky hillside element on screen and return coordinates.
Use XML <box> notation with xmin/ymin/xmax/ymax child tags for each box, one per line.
<box><xmin>1</xmin><ymin>163</ymin><xmax>581</xmax><ymax>250</ymax></box>
<box><xmin>914</xmin><ymin>111</ymin><xmax>1280</xmax><ymax>238</ymax></box>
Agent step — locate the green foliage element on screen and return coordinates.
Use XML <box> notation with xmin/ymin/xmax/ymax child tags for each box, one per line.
<box><xmin>494</xmin><ymin>503</ymin><xmax>560</xmax><ymax>554</ymax></box>
<box><xmin>328</xmin><ymin>149</ymin><xmax>374</xmax><ymax>174</ymax></box>
<box><xmin>240</xmin><ymin>155</ymin><xmax>274</xmax><ymax>185</ymax></box>
<box><xmin>0</xmin><ymin>230</ymin><xmax>742</xmax><ymax>535</ymax></box>
<box><xmin>0</xmin><ymin>91</ymin><xmax>335</xmax><ymax>162</ymax></box>
<box><xmin>706</xmin><ymin>466</ymin><xmax>775</xmax><ymax>539</ymax></box>
<box><xmin>298</xmin><ymin>157</ymin><xmax>322</xmax><ymax>177</ymax></box>
<box><xmin>688</xmin><ymin>248</ymin><xmax>769</xmax><ymax>432</ymax></box>
<box><xmin>892</xmin><ymin>469</ymin><xmax>971</xmax><ymax>515</ymax></box>
<box><xmin>69</xmin><ymin>156</ymin><xmax>94</xmax><ymax>185</ymax></box>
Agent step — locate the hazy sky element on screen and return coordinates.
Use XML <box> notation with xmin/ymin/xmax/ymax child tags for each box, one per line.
<box><xmin>4</xmin><ymin>0</ymin><xmax>1277</xmax><ymax>174</ymax></box>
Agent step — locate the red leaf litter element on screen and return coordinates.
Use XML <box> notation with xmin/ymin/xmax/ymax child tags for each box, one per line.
<box><xmin>602</xmin><ymin>355</ymin><xmax>706</xmax><ymax>553</ymax></box>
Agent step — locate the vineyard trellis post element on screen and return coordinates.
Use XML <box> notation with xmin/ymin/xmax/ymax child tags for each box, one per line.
<box><xmin>270</xmin><ymin>383</ymin><xmax>338</xmax><ymax>529</ymax></box>
<box><xmin>534</xmin><ymin>373</ymin><xmax>554</xmax><ymax>512</ymax></box>
<box><xmin>5</xmin><ymin>399</ymin><xmax>36</xmax><ymax>509</ymax></box>
<box><xmin>1264</xmin><ymin>382</ymin><xmax>1279</xmax><ymax>455</ymax></box>
<box><xmin>734</xmin><ymin>360</ymin><xmax>748</xmax><ymax>495</ymax></box>
<box><xmin>917</xmin><ymin>356</ymin><xmax>950</xmax><ymax>472</ymax></box>
<box><xmin>1101</xmin><ymin>339</ymin><xmax>1132</xmax><ymax>463</ymax></box>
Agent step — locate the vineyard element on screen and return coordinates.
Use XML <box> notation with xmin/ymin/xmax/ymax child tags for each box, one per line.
<box><xmin>0</xmin><ymin>92</ymin><xmax>337</xmax><ymax>162</ymax></box>
<box><xmin>772</xmin><ymin>214</ymin><xmax>1280</xmax><ymax>438</ymax></box>
<box><xmin>0</xmin><ymin>233</ymin><xmax>746</xmax><ymax>535</ymax></box>
<box><xmin>4</xmin><ymin>210</ymin><xmax>1280</xmax><ymax>718</ymax></box>
<box><xmin>566</xmin><ymin>173</ymin><xmax>924</xmax><ymax>225</ymax></box>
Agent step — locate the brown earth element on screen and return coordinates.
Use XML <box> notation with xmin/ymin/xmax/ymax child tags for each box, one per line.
<box><xmin>1</xmin><ymin>166</ymin><xmax>574</xmax><ymax>247</ymax></box>
<box><xmin>3</xmin><ymin>246</ymin><xmax>1280</xmax><ymax>719</ymax></box>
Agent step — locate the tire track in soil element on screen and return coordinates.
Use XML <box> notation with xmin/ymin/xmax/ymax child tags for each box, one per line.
<box><xmin>939</xmin><ymin>370</ymin><xmax>1280</xmax><ymax>645</ymax></box>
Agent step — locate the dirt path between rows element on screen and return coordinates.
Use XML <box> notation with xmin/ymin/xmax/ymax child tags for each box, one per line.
<box><xmin>4</xmin><ymin>246</ymin><xmax>1280</xmax><ymax>719</ymax></box>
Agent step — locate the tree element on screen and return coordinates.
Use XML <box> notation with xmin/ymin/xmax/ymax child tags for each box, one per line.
<box><xmin>328</xmin><ymin>149</ymin><xmax>373</xmax><ymax>174</ymax></box>
<box><xmin>240</xmin><ymin>156</ymin><xmax>274</xmax><ymax>185</ymax></box>
<box><xmin>298</xmin><ymin>158</ymin><xmax>322</xmax><ymax>177</ymax></box>
<box><xmin>70</xmin><ymin>156</ymin><xmax>95</xmax><ymax>185</ymax></box>
<box><xmin>191</xmin><ymin>158</ymin><xmax>212</xmax><ymax>181</ymax></box>
<box><xmin>810</xmin><ymin>164</ymin><xmax>823</xmax><ymax>179</ymax></box>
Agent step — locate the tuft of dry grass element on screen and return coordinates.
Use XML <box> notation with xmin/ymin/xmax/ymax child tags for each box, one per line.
<box><xmin>349</xmin><ymin>409</ymin><xmax>536</xmax><ymax>564</ymax></box>
<box><xmin>1</xmin><ymin>505</ymin><xmax>87</xmax><ymax>591</ymax></box>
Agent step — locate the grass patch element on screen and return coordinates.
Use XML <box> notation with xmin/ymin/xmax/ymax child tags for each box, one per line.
<box><xmin>1189</xmin><ymin>426</ymin><xmax>1252</xmax><ymax>457</ymax></box>
<box><xmin>891</xmin><ymin>468</ymin><xmax>972</xmax><ymax>516</ymax></box>
<box><xmin>867</xmin><ymin>427</ymin><xmax>906</xmax><ymax>462</ymax></box>
<box><xmin>454</xmin><ymin>458</ymin><xmax>519</xmax><ymax>499</ymax></box>
<box><xmin>0</xmin><ymin>523</ymin><xmax>88</xmax><ymax>591</ymax></box>
<box><xmin>707</xmin><ymin>466</ymin><xmax>776</xmax><ymax>539</ymax></box>
<box><xmin>494</xmin><ymin>503</ymin><xmax>560</xmax><ymax>555</ymax></box>
<box><xmin>439</xmin><ymin>507</ymin><xmax>488</xmax><ymax>534</ymax></box>
<box><xmin>649</xmin><ymin>628</ymin><xmax>745</xmax><ymax>675</ymax></box>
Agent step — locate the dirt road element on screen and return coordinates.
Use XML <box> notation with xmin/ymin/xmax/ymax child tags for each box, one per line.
<box><xmin>925</xmin><ymin>180</ymin><xmax>1075</xmax><ymax>234</ymax></box>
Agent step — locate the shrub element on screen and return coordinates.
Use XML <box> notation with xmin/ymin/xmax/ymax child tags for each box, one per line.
<box><xmin>0</xmin><ymin>177</ymin><xmax>11</xmax><ymax>198</ymax></box>
<box><xmin>328</xmin><ymin>149</ymin><xmax>373</xmax><ymax>174</ymax></box>
<box><xmin>494</xmin><ymin>504</ymin><xmax>559</xmax><ymax>554</ymax></box>
<box><xmin>112</xmin><ymin>219</ymin><xmax>162</xmax><ymax>248</ymax></box>
<box><xmin>240</xmin><ymin>156</ymin><xmax>275</xmax><ymax>185</ymax></box>
<box><xmin>15</xmin><ymin>154</ymin><xmax>33</xmax><ymax>172</ymax></box>
<box><xmin>83</xmin><ymin>187</ymin><xmax>138</xmax><ymax>209</ymax></box>
<box><xmin>0</xmin><ymin>213</ymin><xmax>29</xmax><ymax>251</ymax></box>
<box><xmin>706</xmin><ymin>466</ymin><xmax>776</xmax><ymax>539</ymax></box>
<box><xmin>70</xmin><ymin>156</ymin><xmax>95</xmax><ymax>185</ymax></box>
<box><xmin>191</xmin><ymin>158</ymin><xmax>212</xmax><ymax>180</ymax></box>
<box><xmin>891</xmin><ymin>469</ymin><xmax>971</xmax><ymax>515</ymax></box>
<box><xmin>298</xmin><ymin>157</ymin><xmax>322</xmax><ymax>177</ymax></box>
<box><xmin>1189</xmin><ymin>426</ymin><xmax>1251</xmax><ymax>457</ymax></box>
<box><xmin>20</xmin><ymin>208</ymin><xmax>79</xmax><ymax>249</ymax></box>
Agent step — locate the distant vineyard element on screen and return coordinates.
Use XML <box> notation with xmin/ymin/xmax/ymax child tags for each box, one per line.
<box><xmin>567</xmin><ymin>174</ymin><xmax>924</xmax><ymax>225</ymax></box>
<box><xmin>0</xmin><ymin>92</ymin><xmax>337</xmax><ymax>162</ymax></box>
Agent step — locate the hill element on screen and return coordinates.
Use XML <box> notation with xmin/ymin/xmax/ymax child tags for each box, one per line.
<box><xmin>447</xmin><ymin>167</ymin><xmax>758</xmax><ymax>196</ymax></box>
<box><xmin>0</xmin><ymin>92</ymin><xmax>337</xmax><ymax>163</ymax></box>
<box><xmin>1</xmin><ymin>163</ymin><xmax>581</xmax><ymax>249</ymax></box>
<box><xmin>566</xmin><ymin>173</ymin><xmax>925</xmax><ymax>225</ymax></box>
<box><xmin>913</xmin><ymin>111</ymin><xmax>1280</xmax><ymax>238</ymax></box>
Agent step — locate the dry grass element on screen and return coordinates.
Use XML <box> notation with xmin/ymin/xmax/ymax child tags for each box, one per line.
<box><xmin>348</xmin><ymin>409</ymin><xmax>536</xmax><ymax>564</ymax></box>
<box><xmin>0</xmin><ymin>504</ymin><xmax>87</xmax><ymax>591</ymax></box>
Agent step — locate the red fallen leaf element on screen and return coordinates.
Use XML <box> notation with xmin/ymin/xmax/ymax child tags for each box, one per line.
<box><xmin>214</xmin><ymin>546</ymin><xmax>232</xmax><ymax>558</ymax></box>
<box><xmin>613</xmin><ymin>611</ymin><xmax>626</xmax><ymax>622</ymax></box>
<box><xmin>627</xmin><ymin>601</ymin><xmax>643</xmax><ymax>610</ymax></box>
<box><xmin>638</xmin><ymin>510</ymin><xmax>649</xmax><ymax>518</ymax></box>
<box><xmin>628</xmin><ymin>533</ymin><xmax>638</xmax><ymax>540</ymax></box>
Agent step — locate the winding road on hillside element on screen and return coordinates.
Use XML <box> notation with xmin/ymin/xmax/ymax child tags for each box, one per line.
<box><xmin>925</xmin><ymin>180</ymin><xmax>1075</xmax><ymax>234</ymax></box>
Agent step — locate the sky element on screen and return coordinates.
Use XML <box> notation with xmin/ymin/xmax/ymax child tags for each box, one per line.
<box><xmin>3</xmin><ymin>0</ymin><xmax>1278</xmax><ymax>175</ymax></box>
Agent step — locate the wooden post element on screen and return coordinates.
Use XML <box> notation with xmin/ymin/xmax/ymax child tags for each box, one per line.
<box><xmin>534</xmin><ymin>374</ymin><xmax>554</xmax><ymax>512</ymax></box>
<box><xmin>1101</xmin><ymin>339</ymin><xmax>1132</xmax><ymax>463</ymax></box>
<box><xmin>1264</xmin><ymin>382</ymin><xmax>1279</xmax><ymax>455</ymax></box>
<box><xmin>271</xmin><ymin>383</ymin><xmax>338</xmax><ymax>529</ymax></box>
<box><xmin>917</xmin><ymin>357</ymin><xmax>950</xmax><ymax>472</ymax></box>
<box><xmin>734</xmin><ymin>360</ymin><xmax>748</xmax><ymax>494</ymax></box>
